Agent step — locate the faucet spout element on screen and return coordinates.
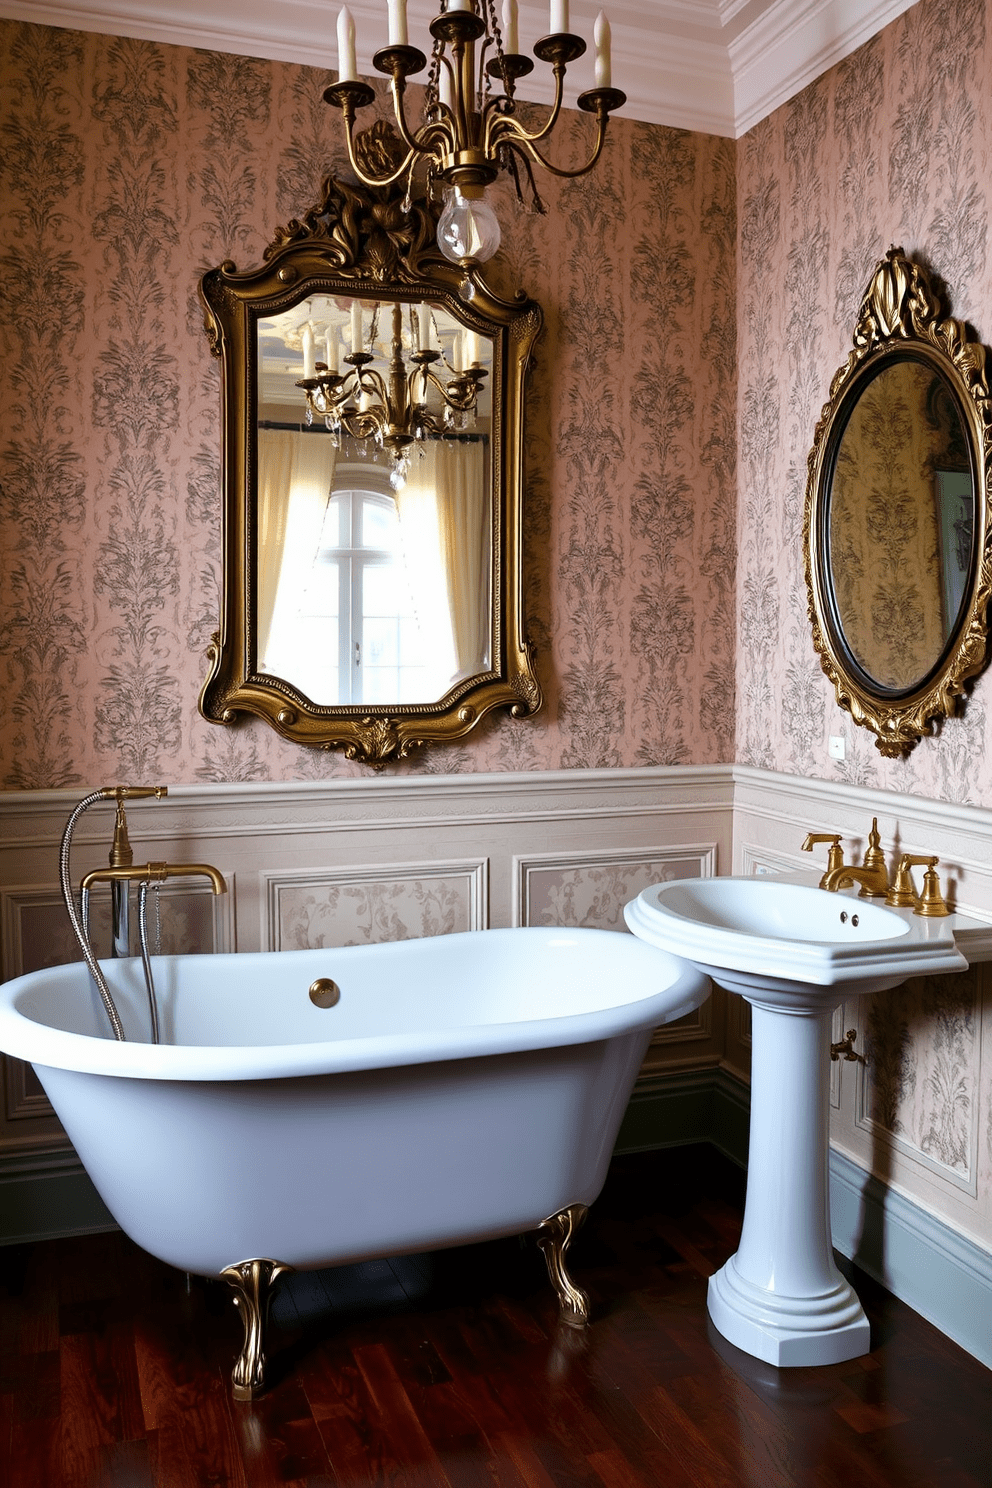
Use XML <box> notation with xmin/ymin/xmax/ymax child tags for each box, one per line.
<box><xmin>820</xmin><ymin>864</ymin><xmax>889</xmax><ymax>897</ymax></box>
<box><xmin>81</xmin><ymin>862</ymin><xmax>227</xmax><ymax>896</ymax></box>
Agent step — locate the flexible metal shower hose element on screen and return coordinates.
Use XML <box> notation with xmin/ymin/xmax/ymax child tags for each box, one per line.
<box><xmin>58</xmin><ymin>790</ymin><xmax>128</xmax><ymax>1042</ymax></box>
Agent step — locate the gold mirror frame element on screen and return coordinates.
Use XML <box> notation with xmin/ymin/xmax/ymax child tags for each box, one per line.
<box><xmin>198</xmin><ymin>124</ymin><xmax>542</xmax><ymax>767</ymax></box>
<box><xmin>804</xmin><ymin>247</ymin><xmax>992</xmax><ymax>756</ymax></box>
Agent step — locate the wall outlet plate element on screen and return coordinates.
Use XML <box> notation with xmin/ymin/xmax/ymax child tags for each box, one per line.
<box><xmin>828</xmin><ymin>735</ymin><xmax>846</xmax><ymax>761</ymax></box>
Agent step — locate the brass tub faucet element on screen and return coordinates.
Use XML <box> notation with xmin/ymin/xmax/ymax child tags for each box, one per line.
<box><xmin>60</xmin><ymin>785</ymin><xmax>226</xmax><ymax>1043</ymax></box>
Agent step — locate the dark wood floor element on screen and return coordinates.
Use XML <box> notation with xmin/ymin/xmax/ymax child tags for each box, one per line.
<box><xmin>1</xmin><ymin>1145</ymin><xmax>989</xmax><ymax>1487</ymax></box>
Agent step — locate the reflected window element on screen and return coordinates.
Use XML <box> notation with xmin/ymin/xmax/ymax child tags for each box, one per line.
<box><xmin>297</xmin><ymin>484</ymin><xmax>434</xmax><ymax>704</ymax></box>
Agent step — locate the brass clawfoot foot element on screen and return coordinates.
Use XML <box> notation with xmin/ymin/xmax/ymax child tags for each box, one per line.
<box><xmin>536</xmin><ymin>1203</ymin><xmax>590</xmax><ymax>1328</ymax></box>
<box><xmin>220</xmin><ymin>1257</ymin><xmax>293</xmax><ymax>1401</ymax></box>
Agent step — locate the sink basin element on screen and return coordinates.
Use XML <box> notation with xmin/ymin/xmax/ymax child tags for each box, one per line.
<box><xmin>624</xmin><ymin>871</ymin><xmax>973</xmax><ymax>1370</ymax></box>
<box><xmin>624</xmin><ymin>872</ymin><xmax>967</xmax><ymax>1002</ymax></box>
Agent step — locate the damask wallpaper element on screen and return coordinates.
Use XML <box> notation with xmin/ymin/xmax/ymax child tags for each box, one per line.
<box><xmin>0</xmin><ymin>21</ymin><xmax>736</xmax><ymax>787</ymax></box>
<box><xmin>736</xmin><ymin>0</ymin><xmax>992</xmax><ymax>802</ymax></box>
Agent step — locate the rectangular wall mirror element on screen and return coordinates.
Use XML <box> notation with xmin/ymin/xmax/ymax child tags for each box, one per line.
<box><xmin>198</xmin><ymin>125</ymin><xmax>542</xmax><ymax>767</ymax></box>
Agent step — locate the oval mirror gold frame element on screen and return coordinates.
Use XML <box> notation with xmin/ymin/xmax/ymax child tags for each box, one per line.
<box><xmin>804</xmin><ymin>247</ymin><xmax>992</xmax><ymax>756</ymax></box>
<box><xmin>198</xmin><ymin>124</ymin><xmax>542</xmax><ymax>767</ymax></box>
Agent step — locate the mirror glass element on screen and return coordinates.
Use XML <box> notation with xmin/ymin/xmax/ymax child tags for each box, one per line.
<box><xmin>255</xmin><ymin>295</ymin><xmax>493</xmax><ymax>707</ymax></box>
<box><xmin>826</xmin><ymin>356</ymin><xmax>975</xmax><ymax>693</ymax></box>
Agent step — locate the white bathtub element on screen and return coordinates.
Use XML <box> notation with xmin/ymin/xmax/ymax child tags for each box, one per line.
<box><xmin>0</xmin><ymin>927</ymin><xmax>708</xmax><ymax>1395</ymax></box>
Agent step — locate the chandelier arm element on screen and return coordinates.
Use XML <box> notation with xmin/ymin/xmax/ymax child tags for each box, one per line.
<box><xmin>356</xmin><ymin>368</ymin><xmax>388</xmax><ymax>403</ymax></box>
<box><xmin>341</xmin><ymin>108</ymin><xmax>420</xmax><ymax>188</ymax></box>
<box><xmin>388</xmin><ymin>74</ymin><xmax>455</xmax><ymax>162</ymax></box>
<box><xmin>418</xmin><ymin>118</ymin><xmax>459</xmax><ymax>154</ymax></box>
<box><xmin>484</xmin><ymin>65</ymin><xmax>567</xmax><ymax>152</ymax></box>
<box><xmin>500</xmin><ymin>118</ymin><xmax>610</xmax><ymax>180</ymax></box>
<box><xmin>417</xmin><ymin>367</ymin><xmax>481</xmax><ymax>411</ymax></box>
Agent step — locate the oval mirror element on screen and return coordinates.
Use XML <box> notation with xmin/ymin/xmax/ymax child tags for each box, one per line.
<box><xmin>805</xmin><ymin>249</ymin><xmax>992</xmax><ymax>755</ymax></box>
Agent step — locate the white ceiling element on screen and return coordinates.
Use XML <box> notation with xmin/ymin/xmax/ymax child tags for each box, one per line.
<box><xmin>0</xmin><ymin>0</ymin><xmax>918</xmax><ymax>136</ymax></box>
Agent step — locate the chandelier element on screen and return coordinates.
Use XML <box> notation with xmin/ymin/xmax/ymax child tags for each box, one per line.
<box><xmin>295</xmin><ymin>299</ymin><xmax>488</xmax><ymax>485</ymax></box>
<box><xmin>325</xmin><ymin>0</ymin><xmax>625</xmax><ymax>267</ymax></box>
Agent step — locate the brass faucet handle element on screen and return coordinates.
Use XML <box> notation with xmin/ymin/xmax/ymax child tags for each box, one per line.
<box><xmin>886</xmin><ymin>853</ymin><xmax>938</xmax><ymax>908</ymax></box>
<box><xmin>801</xmin><ymin>831</ymin><xmax>845</xmax><ymax>883</ymax></box>
<box><xmin>917</xmin><ymin>863</ymin><xmax>951</xmax><ymax>917</ymax></box>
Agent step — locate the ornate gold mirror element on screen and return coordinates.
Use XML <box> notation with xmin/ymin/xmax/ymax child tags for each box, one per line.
<box><xmin>805</xmin><ymin>247</ymin><xmax>992</xmax><ymax>755</ymax></box>
<box><xmin>198</xmin><ymin>124</ymin><xmax>541</xmax><ymax>766</ymax></box>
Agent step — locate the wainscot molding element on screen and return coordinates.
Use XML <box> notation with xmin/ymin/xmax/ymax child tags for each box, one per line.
<box><xmin>830</xmin><ymin>1146</ymin><xmax>992</xmax><ymax>1371</ymax></box>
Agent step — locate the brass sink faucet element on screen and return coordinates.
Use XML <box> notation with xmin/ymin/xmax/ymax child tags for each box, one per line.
<box><xmin>803</xmin><ymin>819</ymin><xmax>951</xmax><ymax>914</ymax></box>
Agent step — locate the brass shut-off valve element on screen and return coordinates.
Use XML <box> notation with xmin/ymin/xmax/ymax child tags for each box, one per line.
<box><xmin>830</xmin><ymin>1029</ymin><xmax>867</xmax><ymax>1065</ymax></box>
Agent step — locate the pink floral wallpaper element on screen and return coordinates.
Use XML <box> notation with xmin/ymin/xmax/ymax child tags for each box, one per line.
<box><xmin>0</xmin><ymin>21</ymin><xmax>736</xmax><ymax>787</ymax></box>
<box><xmin>736</xmin><ymin>0</ymin><xmax>992</xmax><ymax>805</ymax></box>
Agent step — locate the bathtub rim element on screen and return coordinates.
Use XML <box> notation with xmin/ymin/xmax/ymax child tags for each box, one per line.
<box><xmin>0</xmin><ymin>926</ymin><xmax>711</xmax><ymax>1083</ymax></box>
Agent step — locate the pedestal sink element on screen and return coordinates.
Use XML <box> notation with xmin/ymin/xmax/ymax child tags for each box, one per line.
<box><xmin>624</xmin><ymin>873</ymin><xmax>972</xmax><ymax>1368</ymax></box>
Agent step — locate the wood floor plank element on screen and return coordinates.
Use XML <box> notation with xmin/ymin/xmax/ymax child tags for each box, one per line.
<box><xmin>3</xmin><ymin>1146</ymin><xmax>991</xmax><ymax>1488</ymax></box>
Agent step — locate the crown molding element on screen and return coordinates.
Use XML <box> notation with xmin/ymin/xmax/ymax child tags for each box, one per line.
<box><xmin>0</xmin><ymin>0</ymin><xmax>919</xmax><ymax>136</ymax></box>
<box><xmin>730</xmin><ymin>0</ymin><xmax>921</xmax><ymax>137</ymax></box>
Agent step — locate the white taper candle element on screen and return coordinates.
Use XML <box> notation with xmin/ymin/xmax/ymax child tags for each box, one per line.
<box><xmin>594</xmin><ymin>11</ymin><xmax>611</xmax><ymax>89</ymax></box>
<box><xmin>550</xmin><ymin>0</ymin><xmax>568</xmax><ymax>35</ymax></box>
<box><xmin>302</xmin><ymin>323</ymin><xmax>316</xmax><ymax>379</ymax></box>
<box><xmin>350</xmin><ymin>301</ymin><xmax>363</xmax><ymax>353</ymax></box>
<box><xmin>387</xmin><ymin>0</ymin><xmax>408</xmax><ymax>47</ymax></box>
<box><xmin>417</xmin><ymin>304</ymin><xmax>431</xmax><ymax>350</ymax></box>
<box><xmin>336</xmin><ymin>6</ymin><xmax>357</xmax><ymax>81</ymax></box>
<box><xmin>502</xmin><ymin>0</ymin><xmax>518</xmax><ymax>53</ymax></box>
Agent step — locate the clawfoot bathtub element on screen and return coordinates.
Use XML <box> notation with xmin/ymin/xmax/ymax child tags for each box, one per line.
<box><xmin>0</xmin><ymin>927</ymin><xmax>709</xmax><ymax>1398</ymax></box>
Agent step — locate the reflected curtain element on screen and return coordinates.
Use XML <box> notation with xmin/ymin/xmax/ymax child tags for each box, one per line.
<box><xmin>396</xmin><ymin>439</ymin><xmax>490</xmax><ymax>689</ymax></box>
<box><xmin>257</xmin><ymin>429</ymin><xmax>337</xmax><ymax>678</ymax></box>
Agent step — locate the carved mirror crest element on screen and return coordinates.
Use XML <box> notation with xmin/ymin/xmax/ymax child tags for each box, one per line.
<box><xmin>199</xmin><ymin>123</ymin><xmax>542</xmax><ymax>766</ymax></box>
<box><xmin>804</xmin><ymin>247</ymin><xmax>992</xmax><ymax>756</ymax></box>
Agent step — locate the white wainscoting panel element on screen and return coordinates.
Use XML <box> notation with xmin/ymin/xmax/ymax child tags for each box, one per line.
<box><xmin>262</xmin><ymin>859</ymin><xmax>488</xmax><ymax>951</ymax></box>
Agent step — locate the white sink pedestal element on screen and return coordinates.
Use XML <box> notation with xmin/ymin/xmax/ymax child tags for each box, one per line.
<box><xmin>707</xmin><ymin>994</ymin><xmax>869</xmax><ymax>1367</ymax></box>
<box><xmin>624</xmin><ymin>873</ymin><xmax>979</xmax><ymax>1372</ymax></box>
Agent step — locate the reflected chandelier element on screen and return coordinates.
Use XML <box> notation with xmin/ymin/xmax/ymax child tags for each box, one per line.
<box><xmin>296</xmin><ymin>300</ymin><xmax>488</xmax><ymax>486</ymax></box>
<box><xmin>325</xmin><ymin>0</ymin><xmax>625</xmax><ymax>268</ymax></box>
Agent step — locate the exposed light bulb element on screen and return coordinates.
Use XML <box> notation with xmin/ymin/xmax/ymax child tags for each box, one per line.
<box><xmin>437</xmin><ymin>188</ymin><xmax>501</xmax><ymax>265</ymax></box>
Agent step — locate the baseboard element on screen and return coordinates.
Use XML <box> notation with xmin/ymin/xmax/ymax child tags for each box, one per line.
<box><xmin>0</xmin><ymin>1154</ymin><xmax>116</xmax><ymax>1244</ymax></box>
<box><xmin>830</xmin><ymin>1147</ymin><xmax>992</xmax><ymax>1371</ymax></box>
<box><xmin>614</xmin><ymin>1065</ymin><xmax>751</xmax><ymax>1167</ymax></box>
